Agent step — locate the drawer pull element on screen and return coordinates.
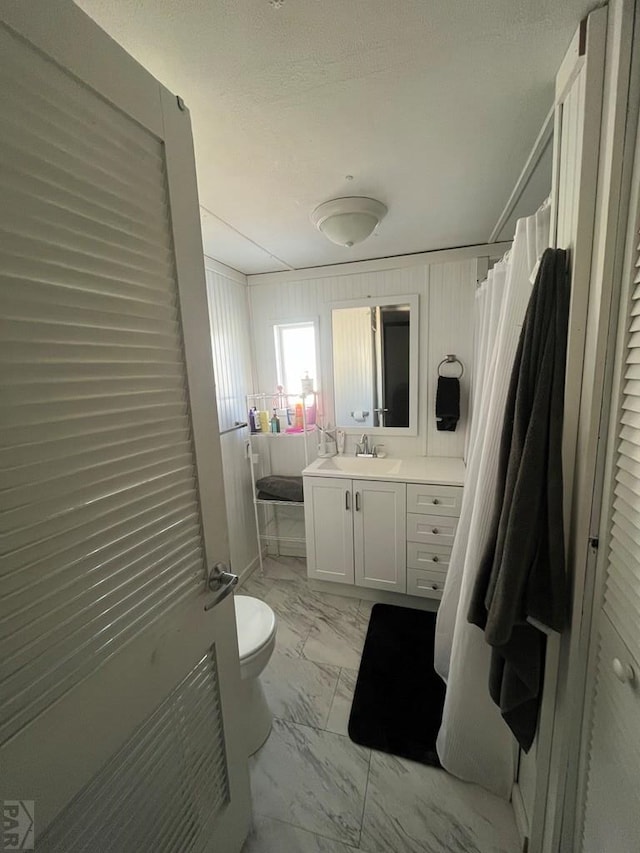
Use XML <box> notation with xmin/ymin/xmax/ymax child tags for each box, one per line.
<box><xmin>431</xmin><ymin>584</ymin><xmax>439</xmax><ymax>590</ymax></box>
<box><xmin>432</xmin><ymin>555</ymin><xmax>439</xmax><ymax>563</ymax></box>
<box><xmin>432</xmin><ymin>528</ymin><xmax>439</xmax><ymax>535</ymax></box>
<box><xmin>432</xmin><ymin>498</ymin><xmax>440</xmax><ymax>505</ymax></box>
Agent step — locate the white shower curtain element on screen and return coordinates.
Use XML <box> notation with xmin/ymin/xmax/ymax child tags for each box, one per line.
<box><xmin>434</xmin><ymin>201</ymin><xmax>551</xmax><ymax>798</ymax></box>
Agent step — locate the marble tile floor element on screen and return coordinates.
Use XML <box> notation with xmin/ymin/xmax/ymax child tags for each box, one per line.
<box><xmin>241</xmin><ymin>556</ymin><xmax>520</xmax><ymax>853</ymax></box>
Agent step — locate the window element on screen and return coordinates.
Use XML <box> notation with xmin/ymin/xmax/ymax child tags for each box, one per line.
<box><xmin>273</xmin><ymin>321</ymin><xmax>318</xmax><ymax>395</ymax></box>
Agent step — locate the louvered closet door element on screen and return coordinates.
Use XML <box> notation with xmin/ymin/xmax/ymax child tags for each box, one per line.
<box><xmin>0</xmin><ymin>8</ymin><xmax>249</xmax><ymax>852</ymax></box>
<box><xmin>580</xmin><ymin>237</ymin><xmax>640</xmax><ymax>847</ymax></box>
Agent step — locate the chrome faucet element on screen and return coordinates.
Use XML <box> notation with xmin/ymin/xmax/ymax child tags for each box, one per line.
<box><xmin>356</xmin><ymin>434</ymin><xmax>375</xmax><ymax>457</ymax></box>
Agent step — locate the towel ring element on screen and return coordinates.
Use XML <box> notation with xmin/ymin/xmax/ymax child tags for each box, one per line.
<box><xmin>437</xmin><ymin>354</ymin><xmax>464</xmax><ymax>378</ymax></box>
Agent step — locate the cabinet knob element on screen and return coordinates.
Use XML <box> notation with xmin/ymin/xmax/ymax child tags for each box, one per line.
<box><xmin>432</xmin><ymin>555</ymin><xmax>439</xmax><ymax>563</ymax></box>
<box><xmin>431</xmin><ymin>584</ymin><xmax>439</xmax><ymax>590</ymax></box>
<box><xmin>432</xmin><ymin>528</ymin><xmax>439</xmax><ymax>535</ymax></box>
<box><xmin>612</xmin><ymin>658</ymin><xmax>635</xmax><ymax>684</ymax></box>
<box><xmin>432</xmin><ymin>498</ymin><xmax>440</xmax><ymax>505</ymax></box>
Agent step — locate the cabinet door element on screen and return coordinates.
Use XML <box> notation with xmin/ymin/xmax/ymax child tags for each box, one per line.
<box><xmin>304</xmin><ymin>477</ymin><xmax>354</xmax><ymax>584</ymax></box>
<box><xmin>353</xmin><ymin>480</ymin><xmax>406</xmax><ymax>592</ymax></box>
<box><xmin>581</xmin><ymin>615</ymin><xmax>640</xmax><ymax>853</ymax></box>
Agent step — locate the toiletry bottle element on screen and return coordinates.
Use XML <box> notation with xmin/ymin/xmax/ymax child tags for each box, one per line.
<box><xmin>306</xmin><ymin>398</ymin><xmax>316</xmax><ymax>426</ymax></box>
<box><xmin>251</xmin><ymin>407</ymin><xmax>261</xmax><ymax>432</ymax></box>
<box><xmin>301</xmin><ymin>371</ymin><xmax>313</xmax><ymax>396</ymax></box>
<box><xmin>259</xmin><ymin>410</ymin><xmax>269</xmax><ymax>433</ymax></box>
<box><xmin>294</xmin><ymin>402</ymin><xmax>304</xmax><ymax>429</ymax></box>
<box><xmin>270</xmin><ymin>409</ymin><xmax>280</xmax><ymax>433</ymax></box>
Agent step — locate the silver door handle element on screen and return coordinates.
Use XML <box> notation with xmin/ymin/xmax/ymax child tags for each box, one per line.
<box><xmin>612</xmin><ymin>657</ymin><xmax>635</xmax><ymax>684</ymax></box>
<box><xmin>355</xmin><ymin>492</ymin><xmax>361</xmax><ymax>511</ymax></box>
<box><xmin>345</xmin><ymin>490</ymin><xmax>350</xmax><ymax>511</ymax></box>
<box><xmin>204</xmin><ymin>561</ymin><xmax>238</xmax><ymax>611</ymax></box>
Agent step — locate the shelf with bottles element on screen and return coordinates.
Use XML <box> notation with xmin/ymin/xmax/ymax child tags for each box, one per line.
<box><xmin>247</xmin><ymin>388</ymin><xmax>317</xmax><ymax>572</ymax></box>
<box><xmin>249</xmin><ymin>428</ymin><xmax>316</xmax><ymax>439</ymax></box>
<box><xmin>246</xmin><ymin>388</ymin><xmax>318</xmax><ymax>437</ymax></box>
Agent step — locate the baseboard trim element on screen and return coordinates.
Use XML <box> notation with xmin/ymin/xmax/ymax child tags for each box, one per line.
<box><xmin>309</xmin><ymin>579</ymin><xmax>440</xmax><ymax>613</ymax></box>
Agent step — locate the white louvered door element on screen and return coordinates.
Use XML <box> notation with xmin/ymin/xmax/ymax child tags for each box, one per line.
<box><xmin>580</xmin><ymin>128</ymin><xmax>640</xmax><ymax>852</ymax></box>
<box><xmin>0</xmin><ymin>4</ymin><xmax>250</xmax><ymax>851</ymax></box>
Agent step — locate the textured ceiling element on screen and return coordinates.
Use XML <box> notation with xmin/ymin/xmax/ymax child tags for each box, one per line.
<box><xmin>76</xmin><ymin>0</ymin><xmax>593</xmax><ymax>273</ymax></box>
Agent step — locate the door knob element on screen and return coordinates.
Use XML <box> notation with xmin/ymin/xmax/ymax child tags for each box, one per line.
<box><xmin>432</xmin><ymin>499</ymin><xmax>440</xmax><ymax>505</ymax></box>
<box><xmin>204</xmin><ymin>562</ymin><xmax>238</xmax><ymax>611</ymax></box>
<box><xmin>612</xmin><ymin>657</ymin><xmax>635</xmax><ymax>684</ymax></box>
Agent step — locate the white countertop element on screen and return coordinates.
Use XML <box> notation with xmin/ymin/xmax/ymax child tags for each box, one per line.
<box><xmin>302</xmin><ymin>455</ymin><xmax>465</xmax><ymax>486</ymax></box>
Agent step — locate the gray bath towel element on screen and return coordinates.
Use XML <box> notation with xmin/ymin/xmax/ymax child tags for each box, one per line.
<box><xmin>468</xmin><ymin>248</ymin><xmax>569</xmax><ymax>751</ymax></box>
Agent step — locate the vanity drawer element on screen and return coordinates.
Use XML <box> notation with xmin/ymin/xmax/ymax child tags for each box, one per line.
<box><xmin>407</xmin><ymin>513</ymin><xmax>458</xmax><ymax>547</ymax></box>
<box><xmin>407</xmin><ymin>541</ymin><xmax>451</xmax><ymax>572</ymax></box>
<box><xmin>407</xmin><ymin>569</ymin><xmax>446</xmax><ymax>599</ymax></box>
<box><xmin>407</xmin><ymin>483</ymin><xmax>462</xmax><ymax>517</ymax></box>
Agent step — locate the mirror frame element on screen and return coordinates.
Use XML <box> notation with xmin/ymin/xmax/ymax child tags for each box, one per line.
<box><xmin>329</xmin><ymin>293</ymin><xmax>419</xmax><ymax>436</ymax></box>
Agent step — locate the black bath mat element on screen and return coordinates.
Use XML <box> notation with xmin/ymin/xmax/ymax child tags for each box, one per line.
<box><xmin>348</xmin><ymin>603</ymin><xmax>445</xmax><ymax>766</ymax></box>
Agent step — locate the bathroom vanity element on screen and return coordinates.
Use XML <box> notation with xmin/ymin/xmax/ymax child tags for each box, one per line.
<box><xmin>302</xmin><ymin>456</ymin><xmax>464</xmax><ymax>601</ymax></box>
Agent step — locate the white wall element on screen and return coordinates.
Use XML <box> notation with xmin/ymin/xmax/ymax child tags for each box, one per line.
<box><xmin>205</xmin><ymin>258</ymin><xmax>258</xmax><ymax>579</ymax></box>
<box><xmin>247</xmin><ymin>248</ymin><xmax>494</xmax><ymax>460</ymax></box>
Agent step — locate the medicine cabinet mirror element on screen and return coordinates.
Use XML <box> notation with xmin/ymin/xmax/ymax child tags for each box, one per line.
<box><xmin>331</xmin><ymin>294</ymin><xmax>418</xmax><ymax>434</ymax></box>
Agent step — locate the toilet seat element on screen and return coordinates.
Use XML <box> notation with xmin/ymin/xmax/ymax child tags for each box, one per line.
<box><xmin>234</xmin><ymin>595</ymin><xmax>276</xmax><ymax>661</ymax></box>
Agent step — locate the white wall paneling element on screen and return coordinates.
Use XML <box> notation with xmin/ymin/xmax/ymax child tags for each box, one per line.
<box><xmin>427</xmin><ymin>262</ymin><xmax>475</xmax><ymax>457</ymax></box>
<box><xmin>205</xmin><ymin>259</ymin><xmax>254</xmax><ymax>433</ymax></box>
<box><xmin>247</xmin><ymin>249</ymin><xmax>485</xmax><ymax>459</ymax></box>
<box><xmin>205</xmin><ymin>259</ymin><xmax>258</xmax><ymax>578</ymax></box>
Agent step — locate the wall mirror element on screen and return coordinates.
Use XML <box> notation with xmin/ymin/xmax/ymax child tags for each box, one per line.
<box><xmin>331</xmin><ymin>294</ymin><xmax>419</xmax><ymax>434</ymax></box>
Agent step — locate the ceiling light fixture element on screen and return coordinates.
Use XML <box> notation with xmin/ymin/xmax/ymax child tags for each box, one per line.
<box><xmin>311</xmin><ymin>197</ymin><xmax>387</xmax><ymax>248</ymax></box>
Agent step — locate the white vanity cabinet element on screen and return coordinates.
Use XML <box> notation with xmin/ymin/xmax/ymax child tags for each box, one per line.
<box><xmin>303</xmin><ymin>476</ymin><xmax>354</xmax><ymax>585</ymax></box>
<box><xmin>304</xmin><ymin>476</ymin><xmax>406</xmax><ymax>592</ymax></box>
<box><xmin>406</xmin><ymin>483</ymin><xmax>460</xmax><ymax>599</ymax></box>
<box><xmin>303</xmin><ymin>457</ymin><xmax>464</xmax><ymax>601</ymax></box>
<box><xmin>353</xmin><ymin>479</ymin><xmax>406</xmax><ymax>592</ymax></box>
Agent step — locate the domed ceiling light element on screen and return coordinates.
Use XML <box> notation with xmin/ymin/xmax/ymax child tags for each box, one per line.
<box><xmin>311</xmin><ymin>197</ymin><xmax>388</xmax><ymax>248</ymax></box>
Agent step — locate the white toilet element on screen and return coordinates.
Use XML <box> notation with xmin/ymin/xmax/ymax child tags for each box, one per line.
<box><xmin>233</xmin><ymin>594</ymin><xmax>277</xmax><ymax>755</ymax></box>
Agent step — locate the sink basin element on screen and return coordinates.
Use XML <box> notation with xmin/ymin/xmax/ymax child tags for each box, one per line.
<box><xmin>314</xmin><ymin>456</ymin><xmax>402</xmax><ymax>476</ymax></box>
